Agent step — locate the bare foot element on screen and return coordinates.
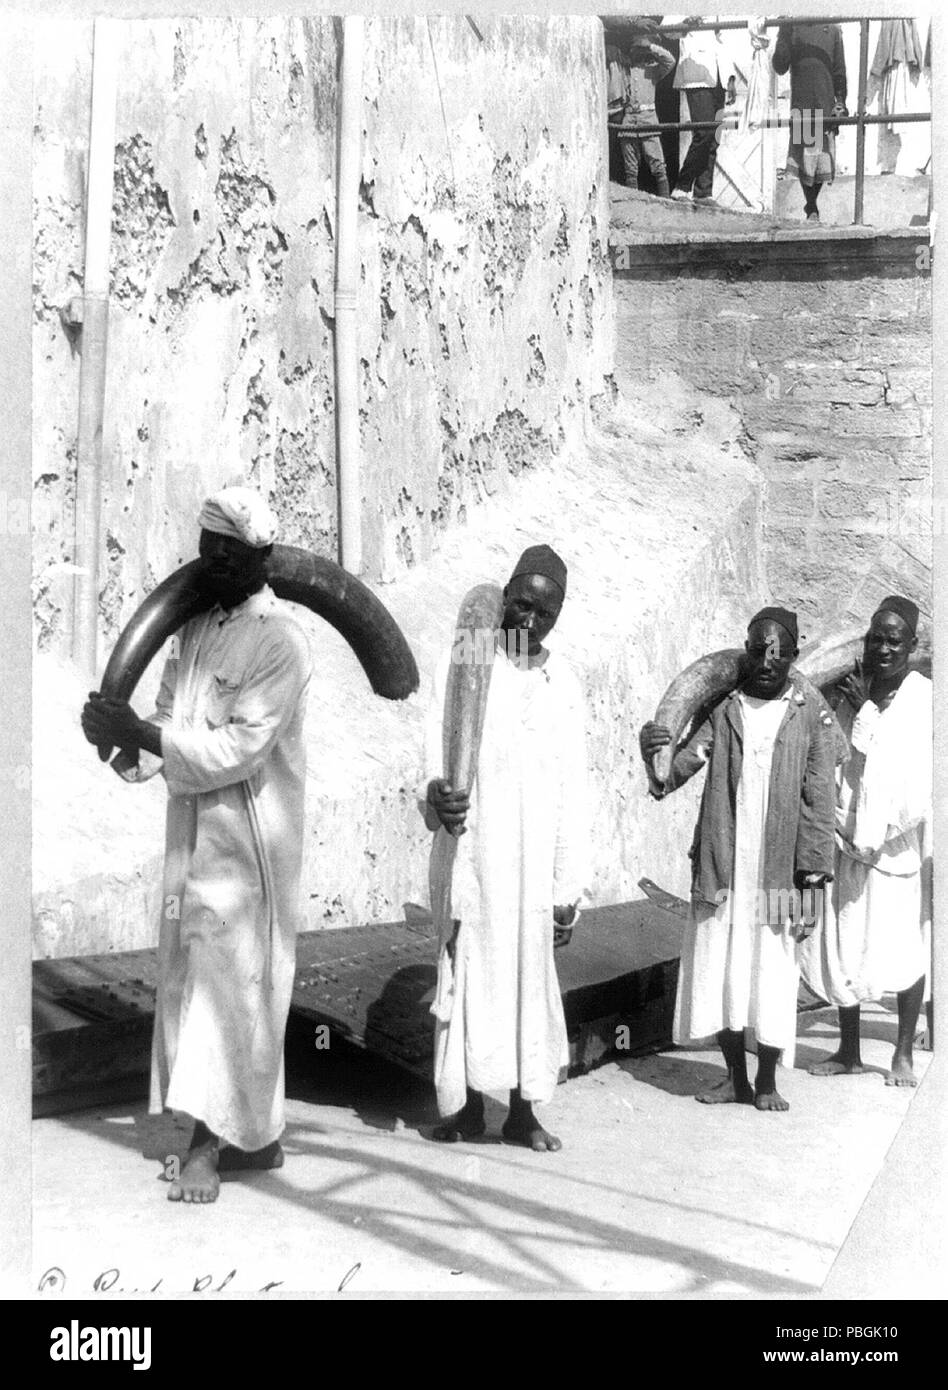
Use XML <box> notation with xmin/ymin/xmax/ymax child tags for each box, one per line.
<box><xmin>167</xmin><ymin>1142</ymin><xmax>220</xmax><ymax>1203</ymax></box>
<box><xmin>885</xmin><ymin>1054</ymin><xmax>918</xmax><ymax>1087</ymax></box>
<box><xmin>432</xmin><ymin>1100</ymin><xmax>486</xmax><ymax>1143</ymax></box>
<box><xmin>808</xmin><ymin>1052</ymin><xmax>866</xmax><ymax>1076</ymax></box>
<box><xmin>218</xmin><ymin>1140</ymin><xmax>284</xmax><ymax>1172</ymax></box>
<box><xmin>754</xmin><ymin>1089</ymin><xmax>789</xmax><ymax>1112</ymax></box>
<box><xmin>695</xmin><ymin>1077</ymin><xmax>754</xmax><ymax>1105</ymax></box>
<box><xmin>501</xmin><ymin>1116</ymin><xmax>562</xmax><ymax>1152</ymax></box>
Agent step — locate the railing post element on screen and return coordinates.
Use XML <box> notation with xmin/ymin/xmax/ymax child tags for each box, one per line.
<box><xmin>854</xmin><ymin>17</ymin><xmax>869</xmax><ymax>225</ymax></box>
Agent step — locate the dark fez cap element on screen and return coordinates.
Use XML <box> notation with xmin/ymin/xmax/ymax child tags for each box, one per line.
<box><xmin>749</xmin><ymin>605</ymin><xmax>799</xmax><ymax>646</ymax></box>
<box><xmin>510</xmin><ymin>544</ymin><xmax>567</xmax><ymax>597</ymax></box>
<box><xmin>872</xmin><ymin>594</ymin><xmax>919</xmax><ymax>636</ymax></box>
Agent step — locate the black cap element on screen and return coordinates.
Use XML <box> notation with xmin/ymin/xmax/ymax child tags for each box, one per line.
<box><xmin>749</xmin><ymin>605</ymin><xmax>799</xmax><ymax>646</ymax></box>
<box><xmin>509</xmin><ymin>544</ymin><xmax>567</xmax><ymax>598</ymax></box>
<box><xmin>872</xmin><ymin>595</ymin><xmax>919</xmax><ymax>636</ymax></box>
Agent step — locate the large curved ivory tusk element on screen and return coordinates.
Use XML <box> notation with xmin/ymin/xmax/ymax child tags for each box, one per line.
<box><xmin>795</xmin><ymin>627</ymin><xmax>932</xmax><ymax>687</ymax></box>
<box><xmin>442</xmin><ymin>583</ymin><xmax>506</xmax><ymax>797</ymax></box>
<box><xmin>96</xmin><ymin>544</ymin><xmax>420</xmax><ymax>761</ymax></box>
<box><xmin>648</xmin><ymin>626</ymin><xmax>933</xmax><ymax>796</ymax></box>
<box><xmin>649</xmin><ymin>648</ymin><xmax>746</xmax><ymax>794</ymax></box>
<box><xmin>429</xmin><ymin>582</ymin><xmax>505</xmax><ymax>953</ymax></box>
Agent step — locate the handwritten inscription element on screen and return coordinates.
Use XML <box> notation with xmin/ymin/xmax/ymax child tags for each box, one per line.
<box><xmin>38</xmin><ymin>1263</ymin><xmax>367</xmax><ymax>1295</ymax></box>
<box><xmin>39</xmin><ymin>1266</ymin><xmax>282</xmax><ymax>1295</ymax></box>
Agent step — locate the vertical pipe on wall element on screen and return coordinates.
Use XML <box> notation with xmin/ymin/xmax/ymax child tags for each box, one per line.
<box><xmin>334</xmin><ymin>16</ymin><xmax>365</xmax><ymax>576</ymax></box>
<box><xmin>853</xmin><ymin>18</ymin><xmax>869</xmax><ymax>226</ymax></box>
<box><xmin>71</xmin><ymin>17</ymin><xmax>118</xmax><ymax>675</ymax></box>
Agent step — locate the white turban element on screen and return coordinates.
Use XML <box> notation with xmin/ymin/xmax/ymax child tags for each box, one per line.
<box><xmin>198</xmin><ymin>486</ymin><xmax>279</xmax><ymax>548</ymax></box>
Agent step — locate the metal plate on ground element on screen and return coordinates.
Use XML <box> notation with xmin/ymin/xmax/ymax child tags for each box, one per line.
<box><xmin>293</xmin><ymin>918</ymin><xmax>440</xmax><ymax>1071</ymax></box>
<box><xmin>289</xmin><ymin>901</ymin><xmax>685</xmax><ymax>1078</ymax></box>
<box><xmin>32</xmin><ymin>900</ymin><xmax>685</xmax><ymax>1110</ymax></box>
<box><xmin>32</xmin><ymin>950</ymin><xmax>161</xmax><ymax>1111</ymax></box>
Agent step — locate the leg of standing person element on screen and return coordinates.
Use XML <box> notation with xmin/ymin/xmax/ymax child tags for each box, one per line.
<box><xmin>693</xmin><ymin>82</ymin><xmax>724</xmax><ymax>199</ymax></box>
<box><xmin>888</xmin><ymin>974</ymin><xmax>925</xmax><ymax>1086</ymax></box>
<box><xmin>641</xmin><ymin>131</ymin><xmax>670</xmax><ymax>198</ymax></box>
<box><xmin>754</xmin><ymin>1044</ymin><xmax>789</xmax><ymax>1111</ymax></box>
<box><xmin>620</xmin><ymin>113</ymin><xmax>642</xmax><ymax>190</ymax></box>
<box><xmin>675</xmin><ymin>86</ymin><xmax>720</xmax><ymax>198</ymax></box>
<box><xmin>655</xmin><ymin>45</ymin><xmax>680</xmax><ymax>188</ymax></box>
<box><xmin>696</xmin><ymin>1027</ymin><xmax>755</xmax><ymax>1104</ymax></box>
<box><xmin>803</xmin><ymin>178</ymin><xmax>823</xmax><ymax>221</ymax></box>
<box><xmin>675</xmin><ymin>87</ymin><xmax>708</xmax><ymax>193</ymax></box>
<box><xmin>809</xmin><ymin>1003</ymin><xmax>865</xmax><ymax>1074</ymax></box>
<box><xmin>167</xmin><ymin>1119</ymin><xmax>220</xmax><ymax>1203</ymax></box>
<box><xmin>433</xmin><ymin>1085</ymin><xmax>486</xmax><ymax>1141</ymax></box>
<box><xmin>608</xmin><ymin>101</ymin><xmax>625</xmax><ymax>183</ymax></box>
<box><xmin>502</xmin><ymin>1086</ymin><xmax>562</xmax><ymax>1152</ymax></box>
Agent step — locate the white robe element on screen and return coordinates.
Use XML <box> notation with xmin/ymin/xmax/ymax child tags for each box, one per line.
<box><xmin>122</xmin><ymin>585</ymin><xmax>311</xmax><ymax>1150</ymax></box>
<box><xmin>424</xmin><ymin>645</ymin><xmax>590</xmax><ymax>1116</ymax></box>
<box><xmin>801</xmin><ymin>671</ymin><xmax>932</xmax><ymax>1006</ymax></box>
<box><xmin>674</xmin><ymin>689</ymin><xmax>802</xmax><ymax>1064</ymax></box>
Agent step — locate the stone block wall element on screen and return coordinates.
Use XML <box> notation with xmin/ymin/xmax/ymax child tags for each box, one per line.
<box><xmin>614</xmin><ymin>231</ymin><xmax>933</xmax><ymax>637</ymax></box>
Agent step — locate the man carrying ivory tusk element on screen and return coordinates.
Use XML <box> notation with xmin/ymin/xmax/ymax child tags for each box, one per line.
<box><xmin>801</xmin><ymin>596</ymin><xmax>933</xmax><ymax>1087</ymax></box>
<box><xmin>80</xmin><ymin>486</ymin><xmax>312</xmax><ymax>1203</ymax></box>
<box><xmin>423</xmin><ymin>545</ymin><xmax>591</xmax><ymax>1151</ymax></box>
<box><xmin>640</xmin><ymin>607</ymin><xmax>840</xmax><ymax>1112</ymax></box>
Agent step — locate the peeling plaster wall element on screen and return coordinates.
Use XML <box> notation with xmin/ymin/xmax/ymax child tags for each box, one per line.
<box><xmin>31</xmin><ymin>13</ymin><xmax>620</xmax><ymax>957</ymax></box>
<box><xmin>358</xmin><ymin>15</ymin><xmax>612</xmax><ymax>578</ymax></box>
<box><xmin>32</xmin><ymin>24</ymin><xmax>93</xmax><ymax>652</ymax></box>
<box><xmin>32</xmin><ymin>14</ymin><xmax>611</xmax><ymax>659</ymax></box>
<box><xmin>32</xmin><ymin>17</ymin><xmax>340</xmax><ymax>658</ymax></box>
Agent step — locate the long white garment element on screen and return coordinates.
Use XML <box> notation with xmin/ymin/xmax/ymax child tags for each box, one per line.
<box><xmin>424</xmin><ymin>644</ymin><xmax>590</xmax><ymax>1116</ymax></box>
<box><xmin>674</xmin><ymin>689</ymin><xmax>801</xmax><ymax>1065</ymax></box>
<box><xmin>672</xmin><ymin>21</ymin><xmax>734</xmax><ymax>89</ymax></box>
<box><xmin>740</xmin><ymin>18</ymin><xmax>772</xmax><ymax>133</ymax></box>
<box><xmin>121</xmin><ymin>585</ymin><xmax>311</xmax><ymax>1149</ymax></box>
<box><xmin>800</xmin><ymin>671</ymin><xmax>932</xmax><ymax>1006</ymax></box>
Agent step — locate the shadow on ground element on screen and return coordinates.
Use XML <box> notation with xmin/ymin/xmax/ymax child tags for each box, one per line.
<box><xmin>285</xmin><ymin>1020</ymin><xmax>436</xmax><ymax>1134</ymax></box>
<box><xmin>49</xmin><ymin>1104</ymin><xmax>821</xmax><ymax>1296</ymax></box>
<box><xmin>44</xmin><ymin>1036</ymin><xmax>830</xmax><ymax>1296</ymax></box>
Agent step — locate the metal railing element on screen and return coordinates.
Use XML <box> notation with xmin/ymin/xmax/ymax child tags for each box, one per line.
<box><xmin>606</xmin><ymin>16</ymin><xmax>932</xmax><ymax>226</ymax></box>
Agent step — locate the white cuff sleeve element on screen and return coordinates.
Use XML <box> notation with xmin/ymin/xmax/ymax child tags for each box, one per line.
<box><xmin>850</xmin><ymin>700</ymin><xmax>880</xmax><ymax>755</ymax></box>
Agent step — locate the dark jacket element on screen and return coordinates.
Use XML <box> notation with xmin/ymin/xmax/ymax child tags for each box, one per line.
<box><xmin>666</xmin><ymin>671</ymin><xmax>839</xmax><ymax>922</ymax></box>
<box><xmin>606</xmin><ymin>40</ymin><xmax>675</xmax><ymax>115</ymax></box>
<box><xmin>772</xmin><ymin>22</ymin><xmax>847</xmax><ymax>116</ymax></box>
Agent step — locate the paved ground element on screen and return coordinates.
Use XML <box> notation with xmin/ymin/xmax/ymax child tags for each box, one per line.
<box><xmin>774</xmin><ymin>173</ymin><xmax>930</xmax><ymax>230</ymax></box>
<box><xmin>609</xmin><ymin>174</ymin><xmax>931</xmax><ymax>237</ymax></box>
<box><xmin>32</xmin><ymin>1000</ymin><xmax>934</xmax><ymax>1298</ymax></box>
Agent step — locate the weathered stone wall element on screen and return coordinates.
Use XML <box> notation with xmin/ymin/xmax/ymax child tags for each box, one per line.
<box><xmin>32</xmin><ymin>14</ymin><xmax>611</xmax><ymax>660</ymax></box>
<box><xmin>32</xmin><ymin>22</ymin><xmax>94</xmax><ymax>652</ymax></box>
<box><xmin>33</xmin><ymin>16</ymin><xmax>340</xmax><ymax>658</ymax></box>
<box><xmin>358</xmin><ymin>15</ymin><xmax>612</xmax><ymax>577</ymax></box>
<box><xmin>614</xmin><ymin>232</ymin><xmax>932</xmax><ymax>637</ymax></box>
